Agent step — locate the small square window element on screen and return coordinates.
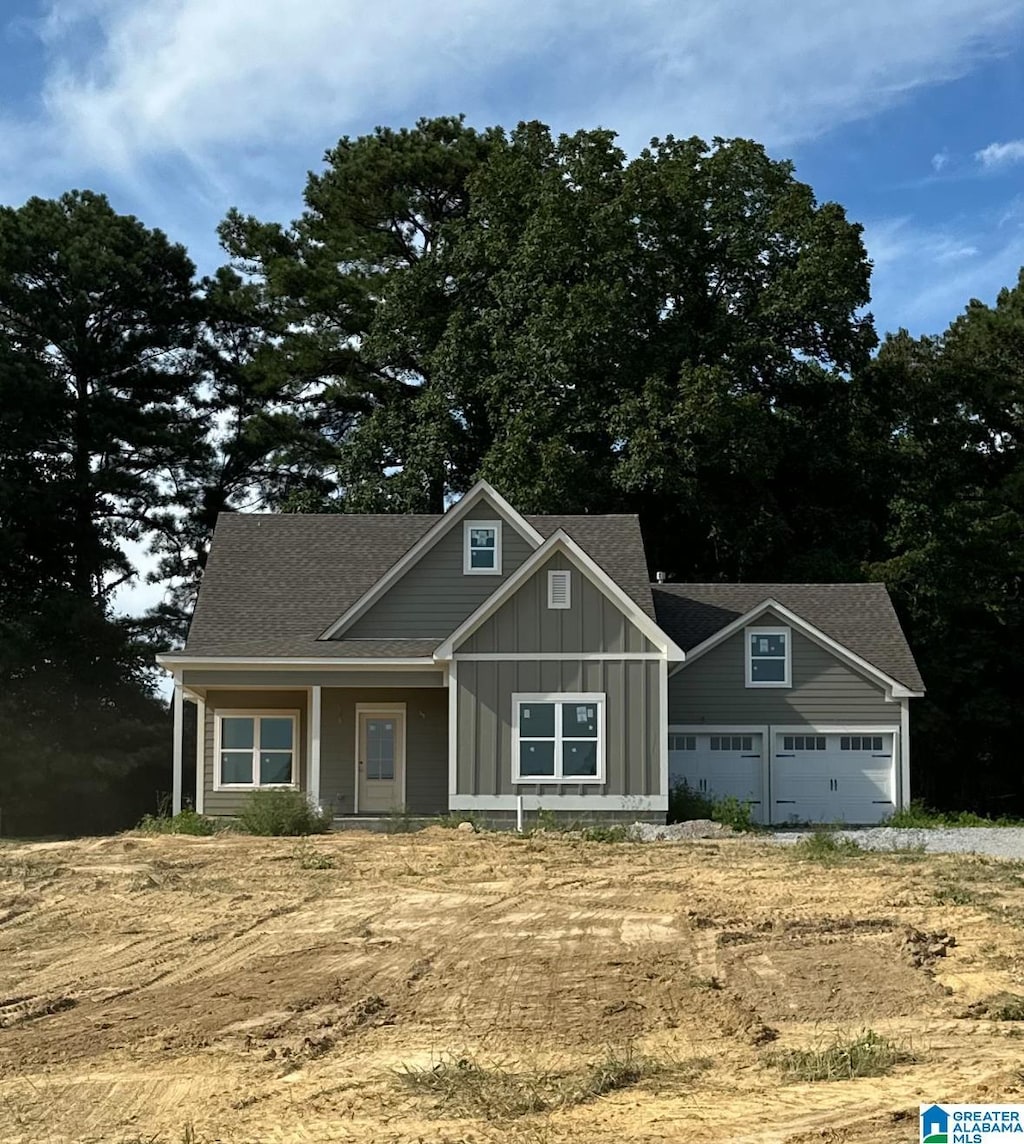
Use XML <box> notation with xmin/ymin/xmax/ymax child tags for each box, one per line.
<box><xmin>464</xmin><ymin>521</ymin><xmax>502</xmax><ymax>574</ymax></box>
<box><xmin>873</xmin><ymin>736</ymin><xmax>883</xmax><ymax>751</ymax></box>
<box><xmin>710</xmin><ymin>736</ymin><xmax>720</xmax><ymax>751</ymax></box>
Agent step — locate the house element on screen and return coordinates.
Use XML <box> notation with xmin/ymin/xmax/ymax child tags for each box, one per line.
<box><xmin>156</xmin><ymin>481</ymin><xmax>924</xmax><ymax>826</ymax></box>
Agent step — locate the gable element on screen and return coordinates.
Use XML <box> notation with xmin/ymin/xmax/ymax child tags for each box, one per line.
<box><xmin>343</xmin><ymin>501</ymin><xmax>538</xmax><ymax>639</ymax></box>
<box><xmin>456</xmin><ymin>552</ymin><xmax>657</xmax><ymax>655</ymax></box>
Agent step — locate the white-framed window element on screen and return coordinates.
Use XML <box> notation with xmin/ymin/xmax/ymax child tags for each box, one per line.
<box><xmin>669</xmin><ymin>734</ymin><xmax>696</xmax><ymax>751</ymax></box>
<box><xmin>745</xmin><ymin>626</ymin><xmax>791</xmax><ymax>688</ymax></box>
<box><xmin>547</xmin><ymin>569</ymin><xmax>572</xmax><ymax>609</ymax></box>
<box><xmin>710</xmin><ymin>735</ymin><xmax>754</xmax><ymax>751</ymax></box>
<box><xmin>214</xmin><ymin>710</ymin><xmax>299</xmax><ymax>790</ymax></box>
<box><xmin>512</xmin><ymin>693</ymin><xmax>605</xmax><ymax>784</ymax></box>
<box><xmin>464</xmin><ymin>520</ymin><xmax>502</xmax><ymax>574</ymax></box>
<box><xmin>841</xmin><ymin>735</ymin><xmax>884</xmax><ymax>752</ymax></box>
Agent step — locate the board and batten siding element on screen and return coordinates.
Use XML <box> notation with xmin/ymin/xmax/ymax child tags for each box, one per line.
<box><xmin>456</xmin><ymin>659</ymin><xmax>661</xmax><ymax>798</ymax></box>
<box><xmin>668</xmin><ymin>612</ymin><xmax>898</xmax><ymax>725</ymax></box>
<box><xmin>319</xmin><ymin>687</ymin><xmax>448</xmax><ymax>815</ymax></box>
<box><xmin>344</xmin><ymin>507</ymin><xmax>537</xmax><ymax>638</ymax></box>
<box><xmin>458</xmin><ymin>553</ymin><xmax>655</xmax><ymax>655</ymax></box>
<box><xmin>203</xmin><ymin>689</ymin><xmax>308</xmax><ymax>816</ymax></box>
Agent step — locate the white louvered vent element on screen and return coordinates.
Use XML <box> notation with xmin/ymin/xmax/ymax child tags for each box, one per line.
<box><xmin>547</xmin><ymin>569</ymin><xmax>571</xmax><ymax>610</ymax></box>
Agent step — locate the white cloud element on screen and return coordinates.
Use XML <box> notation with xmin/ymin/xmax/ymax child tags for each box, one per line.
<box><xmin>975</xmin><ymin>139</ymin><xmax>1024</xmax><ymax>168</ymax></box>
<box><xmin>931</xmin><ymin>149</ymin><xmax>950</xmax><ymax>172</ymax></box>
<box><xmin>14</xmin><ymin>0</ymin><xmax>1024</xmax><ymax>185</ymax></box>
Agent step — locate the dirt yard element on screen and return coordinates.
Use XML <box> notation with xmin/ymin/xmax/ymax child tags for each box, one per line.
<box><xmin>2</xmin><ymin>828</ymin><xmax>1024</xmax><ymax>1144</ymax></box>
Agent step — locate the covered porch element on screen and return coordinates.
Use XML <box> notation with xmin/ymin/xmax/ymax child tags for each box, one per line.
<box><xmin>170</xmin><ymin>669</ymin><xmax>449</xmax><ymax>819</ymax></box>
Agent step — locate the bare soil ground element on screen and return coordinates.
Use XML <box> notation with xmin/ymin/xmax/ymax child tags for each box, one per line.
<box><xmin>2</xmin><ymin>829</ymin><xmax>1024</xmax><ymax>1143</ymax></box>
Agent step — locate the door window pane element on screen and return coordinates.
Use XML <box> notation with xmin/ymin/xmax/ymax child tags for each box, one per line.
<box><xmin>366</xmin><ymin>719</ymin><xmax>395</xmax><ymax>780</ymax></box>
<box><xmin>221</xmin><ymin>751</ymin><xmax>253</xmax><ymax>784</ymax></box>
<box><xmin>259</xmin><ymin>752</ymin><xmax>292</xmax><ymax>784</ymax></box>
<box><xmin>519</xmin><ymin>741</ymin><xmax>555</xmax><ymax>776</ymax></box>
<box><xmin>222</xmin><ymin>717</ymin><xmax>254</xmax><ymax>749</ymax></box>
<box><xmin>562</xmin><ymin>703</ymin><xmax>598</xmax><ymax>738</ymax></box>
<box><xmin>519</xmin><ymin>703</ymin><xmax>555</xmax><ymax>738</ymax></box>
<box><xmin>260</xmin><ymin>717</ymin><xmax>293</xmax><ymax>750</ymax></box>
<box><xmin>562</xmin><ymin>741</ymin><xmax>598</xmax><ymax>776</ymax></box>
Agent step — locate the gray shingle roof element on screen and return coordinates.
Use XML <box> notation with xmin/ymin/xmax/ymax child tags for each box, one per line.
<box><xmin>182</xmin><ymin>511</ymin><xmax>654</xmax><ymax>658</ymax></box>
<box><xmin>652</xmin><ymin>582</ymin><xmax>924</xmax><ymax>692</ymax></box>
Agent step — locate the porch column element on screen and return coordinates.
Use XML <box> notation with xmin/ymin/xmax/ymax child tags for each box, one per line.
<box><xmin>309</xmin><ymin>685</ymin><xmax>322</xmax><ymax>806</ymax></box>
<box><xmin>194</xmin><ymin>695</ymin><xmax>206</xmax><ymax>814</ymax></box>
<box><xmin>171</xmin><ymin>679</ymin><xmax>183</xmax><ymax>815</ymax></box>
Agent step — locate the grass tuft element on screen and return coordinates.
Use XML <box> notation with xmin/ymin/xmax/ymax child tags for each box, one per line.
<box><xmin>791</xmin><ymin>829</ymin><xmax>864</xmax><ymax>864</ymax></box>
<box><xmin>293</xmin><ymin>839</ymin><xmax>336</xmax><ymax>869</ymax></box>
<box><xmin>764</xmin><ymin>1030</ymin><xmax>914</xmax><ymax>1082</ymax></box>
<box><xmin>136</xmin><ymin>810</ymin><xmax>219</xmax><ymax>836</ymax></box>
<box><xmin>397</xmin><ymin>1047</ymin><xmax>688</xmax><ymax>1119</ymax></box>
<box><xmin>885</xmin><ymin>801</ymin><xmax>1024</xmax><ymax>828</ymax></box>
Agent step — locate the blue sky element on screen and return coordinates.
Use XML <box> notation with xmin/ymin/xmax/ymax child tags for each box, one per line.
<box><xmin>2</xmin><ymin>0</ymin><xmax>1023</xmax><ymax>621</ymax></box>
<box><xmin>2</xmin><ymin>0</ymin><xmax>1023</xmax><ymax>338</ymax></box>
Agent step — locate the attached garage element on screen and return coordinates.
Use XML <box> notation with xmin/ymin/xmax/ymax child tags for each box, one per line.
<box><xmin>669</xmin><ymin>724</ymin><xmax>899</xmax><ymax>825</ymax></box>
<box><xmin>771</xmin><ymin>730</ymin><xmax>895</xmax><ymax>825</ymax></box>
<box><xmin>669</xmin><ymin>728</ymin><xmax>766</xmax><ymax>823</ymax></box>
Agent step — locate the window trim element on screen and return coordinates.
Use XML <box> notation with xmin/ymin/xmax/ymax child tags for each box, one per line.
<box><xmin>744</xmin><ymin>625</ymin><xmax>791</xmax><ymax>689</ymax></box>
<box><xmin>213</xmin><ymin>709</ymin><xmax>300</xmax><ymax>791</ymax></box>
<box><xmin>547</xmin><ymin>569</ymin><xmax>572</xmax><ymax>610</ymax></box>
<box><xmin>463</xmin><ymin>519</ymin><xmax>503</xmax><ymax>575</ymax></box>
<box><xmin>511</xmin><ymin>692</ymin><xmax>606</xmax><ymax>785</ymax></box>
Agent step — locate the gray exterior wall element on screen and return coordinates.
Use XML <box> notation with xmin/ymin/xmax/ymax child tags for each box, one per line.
<box><xmin>458</xmin><ymin>553</ymin><xmax>655</xmax><ymax>654</ymax></box>
<box><xmin>203</xmin><ymin>689</ymin><xmax>308</xmax><ymax>816</ymax></box>
<box><xmin>668</xmin><ymin>611</ymin><xmax>898</xmax><ymax>725</ymax></box>
<box><xmin>202</xmin><ymin>686</ymin><xmax>447</xmax><ymax>817</ymax></box>
<box><xmin>344</xmin><ymin>506</ymin><xmax>537</xmax><ymax>638</ymax></box>
<box><xmin>319</xmin><ymin>687</ymin><xmax>448</xmax><ymax>816</ymax></box>
<box><xmin>185</xmin><ymin>670</ymin><xmax>443</xmax><ymax>689</ymax></box>
<box><xmin>455</xmin><ymin>659</ymin><xmax>662</xmax><ymax>798</ymax></box>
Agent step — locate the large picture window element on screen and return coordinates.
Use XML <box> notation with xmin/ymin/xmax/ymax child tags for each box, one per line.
<box><xmin>745</xmin><ymin>626</ymin><xmax>791</xmax><ymax>688</ymax></box>
<box><xmin>512</xmin><ymin>694</ymin><xmax>605</xmax><ymax>784</ymax></box>
<box><xmin>215</xmin><ymin>710</ymin><xmax>299</xmax><ymax>789</ymax></box>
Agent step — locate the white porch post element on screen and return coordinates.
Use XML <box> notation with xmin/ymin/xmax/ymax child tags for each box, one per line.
<box><xmin>900</xmin><ymin>698</ymin><xmax>911</xmax><ymax>809</ymax></box>
<box><xmin>309</xmin><ymin>685</ymin><xmax>322</xmax><ymax>806</ymax></box>
<box><xmin>171</xmin><ymin>679</ymin><xmax>183</xmax><ymax>815</ymax></box>
<box><xmin>194</xmin><ymin>695</ymin><xmax>206</xmax><ymax>814</ymax></box>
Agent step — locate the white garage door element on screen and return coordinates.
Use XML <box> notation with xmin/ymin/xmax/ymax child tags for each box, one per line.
<box><xmin>771</xmin><ymin>731</ymin><xmax>894</xmax><ymax>824</ymax></box>
<box><xmin>669</xmin><ymin>731</ymin><xmax>764</xmax><ymax>823</ymax></box>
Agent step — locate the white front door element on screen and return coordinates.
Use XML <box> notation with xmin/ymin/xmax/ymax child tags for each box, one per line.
<box><xmin>357</xmin><ymin>708</ymin><xmax>405</xmax><ymax>813</ymax></box>
<box><xmin>771</xmin><ymin>731</ymin><xmax>894</xmax><ymax>824</ymax></box>
<box><xmin>668</xmin><ymin>730</ymin><xmax>765</xmax><ymax>823</ymax></box>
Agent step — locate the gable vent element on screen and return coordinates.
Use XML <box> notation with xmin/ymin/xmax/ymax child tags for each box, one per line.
<box><xmin>547</xmin><ymin>569</ymin><xmax>571</xmax><ymax>610</ymax></box>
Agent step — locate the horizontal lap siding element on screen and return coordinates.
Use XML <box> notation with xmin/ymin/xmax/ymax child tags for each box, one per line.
<box><xmin>204</xmin><ymin>690</ymin><xmax>308</xmax><ymax>817</ymax></box>
<box><xmin>319</xmin><ymin>688</ymin><xmax>448</xmax><ymax>816</ymax></box>
<box><xmin>456</xmin><ymin>660</ymin><xmax>660</xmax><ymax>797</ymax></box>
<box><xmin>668</xmin><ymin>619</ymin><xmax>896</xmax><ymax>725</ymax></box>
<box><xmin>459</xmin><ymin>553</ymin><xmax>655</xmax><ymax>654</ymax></box>
<box><xmin>345</xmin><ymin>509</ymin><xmax>536</xmax><ymax>638</ymax></box>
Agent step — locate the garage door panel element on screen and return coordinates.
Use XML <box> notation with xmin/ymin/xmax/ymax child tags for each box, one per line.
<box><xmin>669</xmin><ymin>730</ymin><xmax>764</xmax><ymax>823</ymax></box>
<box><xmin>771</xmin><ymin>731</ymin><xmax>895</xmax><ymax>825</ymax></box>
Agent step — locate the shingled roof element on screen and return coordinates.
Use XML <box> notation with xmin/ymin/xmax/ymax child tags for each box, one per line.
<box><xmin>652</xmin><ymin>582</ymin><xmax>924</xmax><ymax>692</ymax></box>
<box><xmin>183</xmin><ymin>511</ymin><xmax>654</xmax><ymax>658</ymax></box>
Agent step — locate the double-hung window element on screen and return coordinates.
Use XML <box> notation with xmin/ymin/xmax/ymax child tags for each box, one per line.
<box><xmin>215</xmin><ymin>711</ymin><xmax>299</xmax><ymax>789</ymax></box>
<box><xmin>513</xmin><ymin>694</ymin><xmax>605</xmax><ymax>783</ymax></box>
<box><xmin>745</xmin><ymin>626</ymin><xmax>791</xmax><ymax>688</ymax></box>
<box><xmin>464</xmin><ymin>520</ymin><xmax>502</xmax><ymax>574</ymax></box>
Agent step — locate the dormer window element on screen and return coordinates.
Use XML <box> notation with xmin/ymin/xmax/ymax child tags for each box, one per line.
<box><xmin>464</xmin><ymin>520</ymin><xmax>502</xmax><ymax>575</ymax></box>
<box><xmin>745</xmin><ymin>626</ymin><xmax>791</xmax><ymax>687</ymax></box>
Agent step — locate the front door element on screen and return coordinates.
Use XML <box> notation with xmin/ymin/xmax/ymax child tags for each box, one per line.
<box><xmin>357</xmin><ymin>708</ymin><xmax>405</xmax><ymax>813</ymax></box>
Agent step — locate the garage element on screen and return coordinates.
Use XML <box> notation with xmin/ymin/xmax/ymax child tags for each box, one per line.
<box><xmin>771</xmin><ymin>731</ymin><xmax>895</xmax><ymax>825</ymax></box>
<box><xmin>668</xmin><ymin>729</ymin><xmax>765</xmax><ymax>823</ymax></box>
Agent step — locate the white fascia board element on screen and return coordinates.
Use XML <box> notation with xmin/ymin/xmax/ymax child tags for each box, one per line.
<box><xmin>155</xmin><ymin>655</ymin><xmax>439</xmax><ymax>671</ymax></box>
<box><xmin>434</xmin><ymin>530</ymin><xmax>686</xmax><ymax>661</ymax></box>
<box><xmin>449</xmin><ymin>795</ymin><xmax>668</xmax><ymax>812</ymax></box>
<box><xmin>672</xmin><ymin>597</ymin><xmax>922</xmax><ymax>698</ymax></box>
<box><xmin>316</xmin><ymin>480</ymin><xmax>544</xmax><ymax>640</ymax></box>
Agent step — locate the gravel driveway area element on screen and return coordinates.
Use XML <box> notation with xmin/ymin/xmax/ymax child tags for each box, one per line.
<box><xmin>769</xmin><ymin>827</ymin><xmax>1024</xmax><ymax>859</ymax></box>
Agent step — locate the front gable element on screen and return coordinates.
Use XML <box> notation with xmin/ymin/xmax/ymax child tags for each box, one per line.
<box><xmin>323</xmin><ymin>482</ymin><xmax>543</xmax><ymax>641</ymax></box>
<box><xmin>458</xmin><ymin>552</ymin><xmax>657</xmax><ymax>655</ymax></box>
